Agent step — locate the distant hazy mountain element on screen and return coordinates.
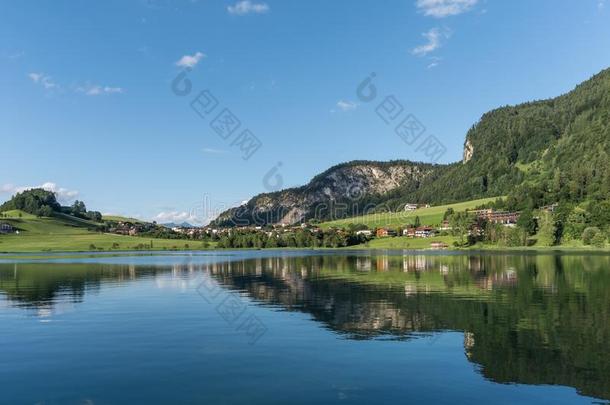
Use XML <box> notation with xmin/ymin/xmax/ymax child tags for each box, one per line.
<box><xmin>161</xmin><ymin>222</ymin><xmax>196</xmax><ymax>228</ymax></box>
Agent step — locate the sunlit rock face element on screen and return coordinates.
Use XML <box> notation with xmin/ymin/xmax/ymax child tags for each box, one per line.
<box><xmin>463</xmin><ymin>138</ymin><xmax>474</xmax><ymax>163</ymax></box>
<box><xmin>212</xmin><ymin>161</ymin><xmax>437</xmax><ymax>226</ymax></box>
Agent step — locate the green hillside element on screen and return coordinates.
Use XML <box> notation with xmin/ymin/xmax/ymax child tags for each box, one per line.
<box><xmin>0</xmin><ymin>210</ymin><xmax>213</xmax><ymax>253</ymax></box>
<box><xmin>408</xmin><ymin>68</ymin><xmax>610</xmax><ymax>208</ymax></box>
<box><xmin>320</xmin><ymin>197</ymin><xmax>497</xmax><ymax>229</ymax></box>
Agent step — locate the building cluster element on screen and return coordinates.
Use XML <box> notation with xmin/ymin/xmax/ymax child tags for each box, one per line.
<box><xmin>109</xmin><ymin>221</ymin><xmax>157</xmax><ymax>236</ymax></box>
<box><xmin>171</xmin><ymin>226</ymin><xmax>205</xmax><ymax>238</ymax></box>
<box><xmin>469</xmin><ymin>209</ymin><xmax>521</xmax><ymax>226</ymax></box>
<box><xmin>203</xmin><ymin>223</ymin><xmax>324</xmax><ymax>238</ymax></box>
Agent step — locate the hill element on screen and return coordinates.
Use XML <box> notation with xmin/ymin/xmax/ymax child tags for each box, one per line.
<box><xmin>0</xmin><ymin>190</ymin><xmax>214</xmax><ymax>253</ymax></box>
<box><xmin>0</xmin><ymin>210</ymin><xmax>213</xmax><ymax>253</ymax></box>
<box><xmin>213</xmin><ymin>68</ymin><xmax>610</xmax><ymax>228</ymax></box>
<box><xmin>320</xmin><ymin>197</ymin><xmax>497</xmax><ymax>230</ymax></box>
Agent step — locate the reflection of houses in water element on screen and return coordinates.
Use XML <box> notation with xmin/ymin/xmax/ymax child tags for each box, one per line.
<box><xmin>376</xmin><ymin>256</ymin><xmax>389</xmax><ymax>272</ymax></box>
<box><xmin>356</xmin><ymin>257</ymin><xmax>372</xmax><ymax>272</ymax></box>
<box><xmin>402</xmin><ymin>255</ymin><xmax>433</xmax><ymax>272</ymax></box>
<box><xmin>477</xmin><ymin>267</ymin><xmax>518</xmax><ymax>290</ymax></box>
<box><xmin>464</xmin><ymin>332</ymin><xmax>475</xmax><ymax>359</ymax></box>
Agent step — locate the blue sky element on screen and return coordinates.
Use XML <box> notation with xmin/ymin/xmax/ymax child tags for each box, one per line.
<box><xmin>1</xmin><ymin>0</ymin><xmax>609</xmax><ymax>224</ymax></box>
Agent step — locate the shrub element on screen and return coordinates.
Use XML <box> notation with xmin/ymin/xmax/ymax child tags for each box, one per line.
<box><xmin>591</xmin><ymin>232</ymin><xmax>606</xmax><ymax>248</ymax></box>
<box><xmin>582</xmin><ymin>227</ymin><xmax>602</xmax><ymax>245</ymax></box>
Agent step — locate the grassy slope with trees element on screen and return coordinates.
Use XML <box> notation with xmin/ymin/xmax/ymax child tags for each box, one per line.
<box><xmin>0</xmin><ymin>190</ymin><xmax>214</xmax><ymax>253</ymax></box>
<box><xmin>320</xmin><ymin>197</ymin><xmax>497</xmax><ymax>229</ymax></box>
<box><xmin>322</xmin><ymin>68</ymin><xmax>610</xmax><ymax>249</ymax></box>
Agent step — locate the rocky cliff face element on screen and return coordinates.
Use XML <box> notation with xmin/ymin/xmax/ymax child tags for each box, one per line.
<box><xmin>463</xmin><ymin>138</ymin><xmax>474</xmax><ymax>163</ymax></box>
<box><xmin>211</xmin><ymin>160</ymin><xmax>438</xmax><ymax>226</ymax></box>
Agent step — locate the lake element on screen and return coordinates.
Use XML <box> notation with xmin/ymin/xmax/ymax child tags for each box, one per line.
<box><xmin>1</xmin><ymin>250</ymin><xmax>608</xmax><ymax>404</ymax></box>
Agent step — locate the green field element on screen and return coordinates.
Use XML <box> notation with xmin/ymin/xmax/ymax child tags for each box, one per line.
<box><xmin>0</xmin><ymin>210</ymin><xmax>214</xmax><ymax>253</ymax></box>
<box><xmin>320</xmin><ymin>197</ymin><xmax>498</xmax><ymax>229</ymax></box>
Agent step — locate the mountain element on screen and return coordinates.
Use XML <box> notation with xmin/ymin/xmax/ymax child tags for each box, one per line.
<box><xmin>212</xmin><ymin>161</ymin><xmax>442</xmax><ymax>227</ymax></box>
<box><xmin>213</xmin><ymin>68</ymin><xmax>610</xmax><ymax>227</ymax></box>
<box><xmin>161</xmin><ymin>222</ymin><xmax>196</xmax><ymax>228</ymax></box>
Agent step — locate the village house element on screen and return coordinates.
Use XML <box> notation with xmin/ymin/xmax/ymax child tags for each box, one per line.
<box><xmin>404</xmin><ymin>203</ymin><xmax>418</xmax><ymax>211</ymax></box>
<box><xmin>356</xmin><ymin>229</ymin><xmax>373</xmax><ymax>237</ymax></box>
<box><xmin>415</xmin><ymin>226</ymin><xmax>435</xmax><ymax>238</ymax></box>
<box><xmin>440</xmin><ymin>220</ymin><xmax>452</xmax><ymax>231</ymax></box>
<box><xmin>403</xmin><ymin>226</ymin><xmax>435</xmax><ymax>238</ymax></box>
<box><xmin>403</xmin><ymin>227</ymin><xmax>416</xmax><ymax>237</ymax></box>
<box><xmin>0</xmin><ymin>222</ymin><xmax>14</xmax><ymax>234</ymax></box>
<box><xmin>404</xmin><ymin>203</ymin><xmax>431</xmax><ymax>212</ymax></box>
<box><xmin>376</xmin><ymin>228</ymin><xmax>397</xmax><ymax>238</ymax></box>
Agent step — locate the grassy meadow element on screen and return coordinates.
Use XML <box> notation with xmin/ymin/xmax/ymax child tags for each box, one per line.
<box><xmin>0</xmin><ymin>210</ymin><xmax>214</xmax><ymax>253</ymax></box>
<box><xmin>320</xmin><ymin>197</ymin><xmax>498</xmax><ymax>229</ymax></box>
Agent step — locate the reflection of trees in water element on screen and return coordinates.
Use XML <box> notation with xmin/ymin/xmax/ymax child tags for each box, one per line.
<box><xmin>0</xmin><ymin>254</ymin><xmax>608</xmax><ymax>399</ymax></box>
<box><xmin>0</xmin><ymin>263</ymin><xmax>165</xmax><ymax>310</ymax></box>
<box><xmin>205</xmin><ymin>254</ymin><xmax>610</xmax><ymax>400</ymax></box>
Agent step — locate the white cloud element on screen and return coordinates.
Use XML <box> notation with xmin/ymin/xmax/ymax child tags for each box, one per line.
<box><xmin>227</xmin><ymin>0</ymin><xmax>269</xmax><ymax>15</ymax></box>
<box><xmin>416</xmin><ymin>0</ymin><xmax>478</xmax><ymax>18</ymax></box>
<box><xmin>599</xmin><ymin>0</ymin><xmax>606</xmax><ymax>9</ymax></box>
<box><xmin>77</xmin><ymin>84</ymin><xmax>124</xmax><ymax>96</ymax></box>
<box><xmin>153</xmin><ymin>211</ymin><xmax>201</xmax><ymax>225</ymax></box>
<box><xmin>412</xmin><ymin>28</ymin><xmax>451</xmax><ymax>56</ymax></box>
<box><xmin>28</xmin><ymin>72</ymin><xmax>58</xmax><ymax>89</ymax></box>
<box><xmin>335</xmin><ymin>100</ymin><xmax>358</xmax><ymax>112</ymax></box>
<box><xmin>0</xmin><ymin>182</ymin><xmax>79</xmax><ymax>204</ymax></box>
<box><xmin>175</xmin><ymin>51</ymin><xmax>206</xmax><ymax>68</ymax></box>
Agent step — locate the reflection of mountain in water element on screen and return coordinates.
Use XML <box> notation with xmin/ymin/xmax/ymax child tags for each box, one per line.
<box><xmin>1</xmin><ymin>254</ymin><xmax>608</xmax><ymax>400</ymax></box>
<box><xmin>204</xmin><ymin>254</ymin><xmax>610</xmax><ymax>400</ymax></box>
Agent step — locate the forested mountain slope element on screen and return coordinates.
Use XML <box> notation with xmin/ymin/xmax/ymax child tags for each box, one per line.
<box><xmin>213</xmin><ymin>68</ymin><xmax>610</xmax><ymax>226</ymax></box>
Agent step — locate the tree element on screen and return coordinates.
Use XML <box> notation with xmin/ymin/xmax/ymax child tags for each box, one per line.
<box><xmin>517</xmin><ymin>208</ymin><xmax>537</xmax><ymax>236</ymax></box>
<box><xmin>71</xmin><ymin>200</ymin><xmax>87</xmax><ymax>216</ymax></box>
<box><xmin>37</xmin><ymin>205</ymin><xmax>54</xmax><ymax>217</ymax></box>
<box><xmin>414</xmin><ymin>216</ymin><xmax>421</xmax><ymax>228</ymax></box>
<box><xmin>450</xmin><ymin>212</ymin><xmax>473</xmax><ymax>246</ymax></box>
<box><xmin>536</xmin><ymin>212</ymin><xmax>557</xmax><ymax>246</ymax></box>
<box><xmin>86</xmin><ymin>211</ymin><xmax>103</xmax><ymax>222</ymax></box>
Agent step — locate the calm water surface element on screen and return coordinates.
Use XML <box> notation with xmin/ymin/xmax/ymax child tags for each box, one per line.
<box><xmin>1</xmin><ymin>250</ymin><xmax>608</xmax><ymax>404</ymax></box>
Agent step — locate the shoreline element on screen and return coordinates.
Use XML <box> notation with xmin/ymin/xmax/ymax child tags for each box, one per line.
<box><xmin>2</xmin><ymin>245</ymin><xmax>610</xmax><ymax>261</ymax></box>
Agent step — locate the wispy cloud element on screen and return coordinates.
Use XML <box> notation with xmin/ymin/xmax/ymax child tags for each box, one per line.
<box><xmin>202</xmin><ymin>147</ymin><xmax>228</xmax><ymax>154</ymax></box>
<box><xmin>416</xmin><ymin>0</ymin><xmax>478</xmax><ymax>18</ymax></box>
<box><xmin>76</xmin><ymin>84</ymin><xmax>124</xmax><ymax>96</ymax></box>
<box><xmin>599</xmin><ymin>0</ymin><xmax>606</xmax><ymax>10</ymax></box>
<box><xmin>1</xmin><ymin>182</ymin><xmax>79</xmax><ymax>204</ymax></box>
<box><xmin>28</xmin><ymin>72</ymin><xmax>58</xmax><ymax>90</ymax></box>
<box><xmin>29</xmin><ymin>73</ymin><xmax>124</xmax><ymax>96</ymax></box>
<box><xmin>175</xmin><ymin>51</ymin><xmax>206</xmax><ymax>68</ymax></box>
<box><xmin>4</xmin><ymin>51</ymin><xmax>24</xmax><ymax>60</ymax></box>
<box><xmin>153</xmin><ymin>211</ymin><xmax>201</xmax><ymax>225</ymax></box>
<box><xmin>334</xmin><ymin>100</ymin><xmax>358</xmax><ymax>112</ymax></box>
<box><xmin>412</xmin><ymin>28</ymin><xmax>451</xmax><ymax>56</ymax></box>
<box><xmin>427</xmin><ymin>56</ymin><xmax>443</xmax><ymax>68</ymax></box>
<box><xmin>227</xmin><ymin>0</ymin><xmax>269</xmax><ymax>15</ymax></box>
